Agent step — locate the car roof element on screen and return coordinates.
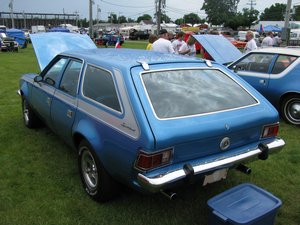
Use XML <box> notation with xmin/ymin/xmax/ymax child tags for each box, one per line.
<box><xmin>63</xmin><ymin>48</ymin><xmax>204</xmax><ymax>69</ymax></box>
<box><xmin>250</xmin><ymin>47</ymin><xmax>300</xmax><ymax>56</ymax></box>
<box><xmin>30</xmin><ymin>32</ymin><xmax>205</xmax><ymax>71</ymax></box>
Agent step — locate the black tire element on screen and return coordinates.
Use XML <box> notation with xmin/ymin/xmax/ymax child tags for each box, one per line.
<box><xmin>280</xmin><ymin>94</ymin><xmax>300</xmax><ymax>125</ymax></box>
<box><xmin>22</xmin><ymin>98</ymin><xmax>41</xmax><ymax>128</ymax></box>
<box><xmin>78</xmin><ymin>140</ymin><xmax>118</xmax><ymax>202</ymax></box>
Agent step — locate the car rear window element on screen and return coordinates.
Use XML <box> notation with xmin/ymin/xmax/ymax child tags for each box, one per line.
<box><xmin>141</xmin><ymin>69</ymin><xmax>258</xmax><ymax>119</ymax></box>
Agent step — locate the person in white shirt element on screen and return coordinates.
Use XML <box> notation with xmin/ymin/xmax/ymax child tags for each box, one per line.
<box><xmin>261</xmin><ymin>31</ymin><xmax>274</xmax><ymax>48</ymax></box>
<box><xmin>152</xmin><ymin>29</ymin><xmax>175</xmax><ymax>54</ymax></box>
<box><xmin>172</xmin><ymin>31</ymin><xmax>185</xmax><ymax>54</ymax></box>
<box><xmin>179</xmin><ymin>36</ymin><xmax>196</xmax><ymax>57</ymax></box>
<box><xmin>244</xmin><ymin>31</ymin><xmax>257</xmax><ymax>53</ymax></box>
<box><xmin>273</xmin><ymin>33</ymin><xmax>282</xmax><ymax>47</ymax></box>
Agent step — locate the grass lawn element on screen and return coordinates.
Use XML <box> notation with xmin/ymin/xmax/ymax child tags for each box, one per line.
<box><xmin>0</xmin><ymin>42</ymin><xmax>299</xmax><ymax>225</ymax></box>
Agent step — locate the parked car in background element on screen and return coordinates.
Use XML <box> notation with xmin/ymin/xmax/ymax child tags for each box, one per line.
<box><xmin>228</xmin><ymin>48</ymin><xmax>300</xmax><ymax>125</ymax></box>
<box><xmin>225</xmin><ymin>36</ymin><xmax>247</xmax><ymax>49</ymax></box>
<box><xmin>129</xmin><ymin>30</ymin><xmax>149</xmax><ymax>40</ymax></box>
<box><xmin>18</xmin><ymin>33</ymin><xmax>284</xmax><ymax>202</ymax></box>
<box><xmin>0</xmin><ymin>32</ymin><xmax>18</xmax><ymax>51</ymax></box>
<box><xmin>96</xmin><ymin>33</ymin><xmax>124</xmax><ymax>46</ymax></box>
<box><xmin>195</xmin><ymin>35</ymin><xmax>300</xmax><ymax>125</ymax></box>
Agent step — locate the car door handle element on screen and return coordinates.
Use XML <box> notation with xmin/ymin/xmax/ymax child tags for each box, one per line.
<box><xmin>67</xmin><ymin>109</ymin><xmax>73</xmax><ymax>118</ymax></box>
<box><xmin>47</xmin><ymin>97</ymin><xmax>51</xmax><ymax>106</ymax></box>
<box><xmin>259</xmin><ymin>79</ymin><xmax>266</xmax><ymax>85</ymax></box>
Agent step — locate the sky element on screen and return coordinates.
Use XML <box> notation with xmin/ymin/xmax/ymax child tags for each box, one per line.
<box><xmin>1</xmin><ymin>0</ymin><xmax>292</xmax><ymax>21</ymax></box>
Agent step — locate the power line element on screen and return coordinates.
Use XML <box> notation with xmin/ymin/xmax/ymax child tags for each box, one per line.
<box><xmin>100</xmin><ymin>0</ymin><xmax>152</xmax><ymax>9</ymax></box>
<box><xmin>126</xmin><ymin>8</ymin><xmax>155</xmax><ymax>18</ymax></box>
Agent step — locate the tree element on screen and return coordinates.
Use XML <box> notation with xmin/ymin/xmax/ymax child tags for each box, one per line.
<box><xmin>224</xmin><ymin>12</ymin><xmax>243</xmax><ymax>30</ymax></box>
<box><xmin>108</xmin><ymin>13</ymin><xmax>118</xmax><ymax>23</ymax></box>
<box><xmin>175</xmin><ymin>18</ymin><xmax>185</xmax><ymax>25</ymax></box>
<box><xmin>242</xmin><ymin>8</ymin><xmax>259</xmax><ymax>28</ymax></box>
<box><xmin>161</xmin><ymin>13</ymin><xmax>171</xmax><ymax>23</ymax></box>
<box><xmin>183</xmin><ymin>13</ymin><xmax>201</xmax><ymax>25</ymax></box>
<box><xmin>201</xmin><ymin>0</ymin><xmax>240</xmax><ymax>25</ymax></box>
<box><xmin>260</xmin><ymin>3</ymin><xmax>286</xmax><ymax>21</ymax></box>
<box><xmin>127</xmin><ymin>18</ymin><xmax>135</xmax><ymax>23</ymax></box>
<box><xmin>137</xmin><ymin>14</ymin><xmax>152</xmax><ymax>23</ymax></box>
<box><xmin>118</xmin><ymin>15</ymin><xmax>127</xmax><ymax>24</ymax></box>
<box><xmin>292</xmin><ymin>6</ymin><xmax>300</xmax><ymax>21</ymax></box>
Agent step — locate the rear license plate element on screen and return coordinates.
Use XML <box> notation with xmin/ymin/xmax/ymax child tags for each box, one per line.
<box><xmin>203</xmin><ymin>168</ymin><xmax>228</xmax><ymax>186</ymax></box>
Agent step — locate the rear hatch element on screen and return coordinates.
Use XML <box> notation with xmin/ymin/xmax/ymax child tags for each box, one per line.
<box><xmin>131</xmin><ymin>63</ymin><xmax>278</xmax><ymax>163</ymax></box>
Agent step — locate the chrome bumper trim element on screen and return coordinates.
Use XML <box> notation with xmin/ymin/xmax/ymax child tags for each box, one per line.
<box><xmin>137</xmin><ymin>138</ymin><xmax>285</xmax><ymax>193</ymax></box>
<box><xmin>17</xmin><ymin>90</ymin><xmax>22</xmax><ymax>96</ymax></box>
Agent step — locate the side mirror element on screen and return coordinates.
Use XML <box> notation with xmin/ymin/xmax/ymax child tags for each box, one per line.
<box><xmin>232</xmin><ymin>65</ymin><xmax>238</xmax><ymax>73</ymax></box>
<box><xmin>34</xmin><ymin>75</ymin><xmax>43</xmax><ymax>83</ymax></box>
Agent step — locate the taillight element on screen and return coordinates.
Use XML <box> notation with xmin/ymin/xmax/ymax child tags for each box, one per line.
<box><xmin>261</xmin><ymin>123</ymin><xmax>279</xmax><ymax>138</ymax></box>
<box><xmin>135</xmin><ymin>149</ymin><xmax>173</xmax><ymax>171</ymax></box>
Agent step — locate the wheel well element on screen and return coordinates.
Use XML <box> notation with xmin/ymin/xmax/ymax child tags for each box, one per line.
<box><xmin>73</xmin><ymin>132</ymin><xmax>85</xmax><ymax>149</ymax></box>
<box><xmin>280</xmin><ymin>92</ymin><xmax>300</xmax><ymax>104</ymax></box>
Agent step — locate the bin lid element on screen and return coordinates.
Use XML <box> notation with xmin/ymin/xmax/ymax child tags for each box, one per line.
<box><xmin>207</xmin><ymin>183</ymin><xmax>282</xmax><ymax>224</ymax></box>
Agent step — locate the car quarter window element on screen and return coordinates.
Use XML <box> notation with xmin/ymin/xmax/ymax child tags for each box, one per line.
<box><xmin>271</xmin><ymin>55</ymin><xmax>297</xmax><ymax>74</ymax></box>
<box><xmin>83</xmin><ymin>65</ymin><xmax>121</xmax><ymax>112</ymax></box>
<box><xmin>233</xmin><ymin>53</ymin><xmax>274</xmax><ymax>73</ymax></box>
<box><xmin>59</xmin><ymin>60</ymin><xmax>82</xmax><ymax>97</ymax></box>
<box><xmin>43</xmin><ymin>58</ymin><xmax>68</xmax><ymax>85</ymax></box>
<box><xmin>142</xmin><ymin>69</ymin><xmax>258</xmax><ymax>119</ymax></box>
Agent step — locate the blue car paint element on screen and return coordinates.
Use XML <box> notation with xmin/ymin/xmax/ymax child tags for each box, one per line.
<box><xmin>230</xmin><ymin>52</ymin><xmax>300</xmax><ymax>109</ymax></box>
<box><xmin>19</xmin><ymin>38</ymin><xmax>284</xmax><ymax>194</ymax></box>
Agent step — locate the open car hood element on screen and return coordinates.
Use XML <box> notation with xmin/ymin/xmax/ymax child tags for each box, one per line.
<box><xmin>193</xmin><ymin>34</ymin><xmax>242</xmax><ymax>65</ymax></box>
<box><xmin>30</xmin><ymin>32</ymin><xmax>97</xmax><ymax>71</ymax></box>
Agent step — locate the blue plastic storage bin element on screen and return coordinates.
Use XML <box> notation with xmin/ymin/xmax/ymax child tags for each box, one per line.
<box><xmin>207</xmin><ymin>183</ymin><xmax>282</xmax><ymax>225</ymax></box>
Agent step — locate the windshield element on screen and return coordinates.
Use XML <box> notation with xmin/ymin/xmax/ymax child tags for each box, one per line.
<box><xmin>141</xmin><ymin>69</ymin><xmax>258</xmax><ymax>119</ymax></box>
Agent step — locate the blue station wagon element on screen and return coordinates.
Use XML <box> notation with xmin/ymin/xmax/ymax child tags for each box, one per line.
<box><xmin>18</xmin><ymin>33</ymin><xmax>285</xmax><ymax>202</ymax></box>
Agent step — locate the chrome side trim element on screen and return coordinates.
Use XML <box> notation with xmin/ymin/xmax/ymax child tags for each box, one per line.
<box><xmin>77</xmin><ymin>68</ymin><xmax>140</xmax><ymax>140</ymax></box>
<box><xmin>137</xmin><ymin>138</ymin><xmax>285</xmax><ymax>193</ymax></box>
<box><xmin>54</xmin><ymin>90</ymin><xmax>77</xmax><ymax>107</ymax></box>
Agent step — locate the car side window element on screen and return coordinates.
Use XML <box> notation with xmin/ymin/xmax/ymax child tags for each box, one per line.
<box><xmin>83</xmin><ymin>65</ymin><xmax>121</xmax><ymax>112</ymax></box>
<box><xmin>271</xmin><ymin>55</ymin><xmax>297</xmax><ymax>74</ymax></box>
<box><xmin>44</xmin><ymin>58</ymin><xmax>68</xmax><ymax>86</ymax></box>
<box><xmin>59</xmin><ymin>60</ymin><xmax>82</xmax><ymax>97</ymax></box>
<box><xmin>233</xmin><ymin>53</ymin><xmax>274</xmax><ymax>73</ymax></box>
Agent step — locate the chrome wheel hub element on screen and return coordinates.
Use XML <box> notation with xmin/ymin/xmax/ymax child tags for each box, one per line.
<box><xmin>23</xmin><ymin>101</ymin><xmax>29</xmax><ymax>124</ymax></box>
<box><xmin>288</xmin><ymin>102</ymin><xmax>300</xmax><ymax>121</ymax></box>
<box><xmin>81</xmin><ymin>149</ymin><xmax>98</xmax><ymax>190</ymax></box>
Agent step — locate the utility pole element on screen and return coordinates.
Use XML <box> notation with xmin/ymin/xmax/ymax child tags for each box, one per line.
<box><xmin>283</xmin><ymin>0</ymin><xmax>292</xmax><ymax>46</ymax></box>
<box><xmin>97</xmin><ymin>5</ymin><xmax>101</xmax><ymax>23</ymax></box>
<box><xmin>23</xmin><ymin>11</ymin><xmax>26</xmax><ymax>29</ymax></box>
<box><xmin>74</xmin><ymin>10</ymin><xmax>79</xmax><ymax>27</ymax></box>
<box><xmin>63</xmin><ymin>8</ymin><xmax>66</xmax><ymax>28</ymax></box>
<box><xmin>89</xmin><ymin>0</ymin><xmax>94</xmax><ymax>38</ymax></box>
<box><xmin>9</xmin><ymin>0</ymin><xmax>14</xmax><ymax>28</ymax></box>
<box><xmin>246</xmin><ymin>0</ymin><xmax>256</xmax><ymax>11</ymax></box>
<box><xmin>155</xmin><ymin>0</ymin><xmax>166</xmax><ymax>34</ymax></box>
<box><xmin>118</xmin><ymin>12</ymin><xmax>122</xmax><ymax>24</ymax></box>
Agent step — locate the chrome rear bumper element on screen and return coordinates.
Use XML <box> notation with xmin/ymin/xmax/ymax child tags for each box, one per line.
<box><xmin>137</xmin><ymin>138</ymin><xmax>285</xmax><ymax>193</ymax></box>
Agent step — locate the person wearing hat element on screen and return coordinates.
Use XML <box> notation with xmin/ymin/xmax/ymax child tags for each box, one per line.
<box><xmin>152</xmin><ymin>29</ymin><xmax>175</xmax><ymax>53</ymax></box>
